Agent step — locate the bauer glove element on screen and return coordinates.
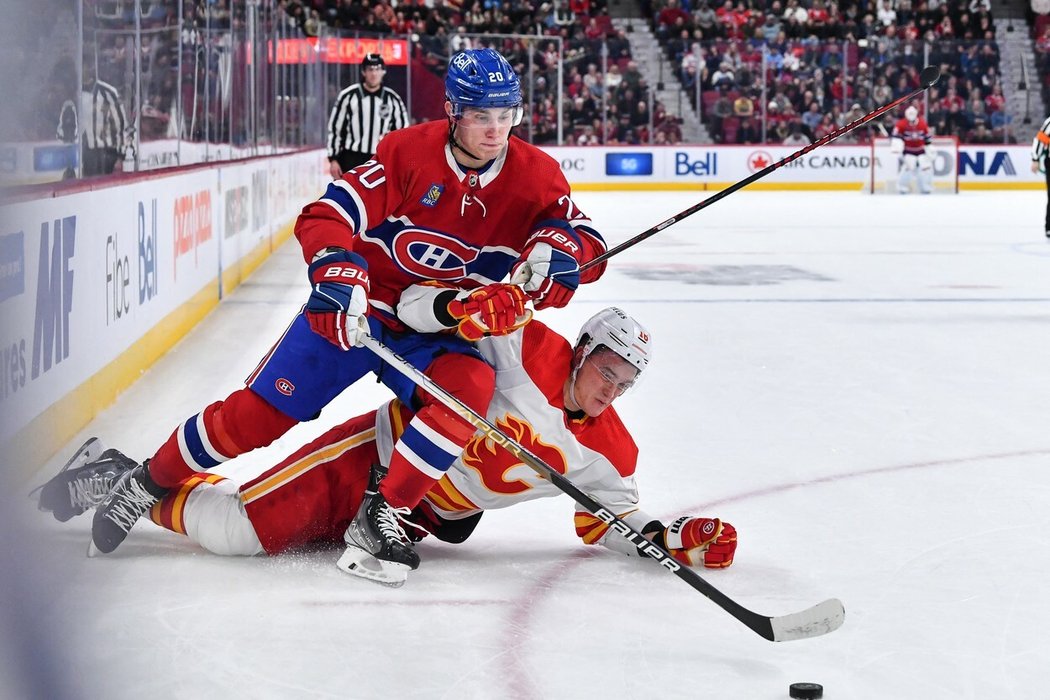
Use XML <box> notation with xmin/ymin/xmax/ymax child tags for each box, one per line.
<box><xmin>511</xmin><ymin>224</ymin><xmax>583</xmax><ymax>309</ymax></box>
<box><xmin>446</xmin><ymin>283</ymin><xmax>532</xmax><ymax>341</ymax></box>
<box><xmin>661</xmin><ymin>516</ymin><xmax>737</xmax><ymax>569</ymax></box>
<box><xmin>305</xmin><ymin>249</ymin><xmax>370</xmax><ymax>350</ymax></box>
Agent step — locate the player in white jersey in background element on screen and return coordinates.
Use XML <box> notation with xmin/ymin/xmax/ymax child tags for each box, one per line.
<box><xmin>891</xmin><ymin>105</ymin><xmax>934</xmax><ymax>194</ymax></box>
<box><xmin>38</xmin><ymin>308</ymin><xmax>737</xmax><ymax>587</ymax></box>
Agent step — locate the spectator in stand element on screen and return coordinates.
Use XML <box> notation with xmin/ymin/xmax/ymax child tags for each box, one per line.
<box><xmin>657</xmin><ymin>0</ymin><xmax>691</xmax><ymax>40</ymax></box>
<box><xmin>813</xmin><ymin>113</ymin><xmax>836</xmax><ymax>141</ymax></box>
<box><xmin>737</xmin><ymin>117</ymin><xmax>760</xmax><ymax>143</ymax></box>
<box><xmin>577</xmin><ymin>125</ymin><xmax>600</xmax><ymax>146</ymax></box>
<box><xmin>984</xmin><ymin>83</ymin><xmax>1005</xmax><ymax>114</ymax></box>
<box><xmin>694</xmin><ymin>2</ymin><xmax>720</xmax><ymax>36</ymax></box>
<box><xmin>761</xmin><ymin>13</ymin><xmax>782</xmax><ymax>41</ymax></box>
<box><xmin>622</xmin><ymin>61</ymin><xmax>644</xmax><ymax>92</ymax></box>
<box><xmin>801</xmin><ymin>100</ymin><xmax>824</xmax><ymax>133</ymax></box>
<box><xmin>940</xmin><ymin>86</ymin><xmax>965</xmax><ymax>113</ymax></box>
<box><xmin>656</xmin><ymin>113</ymin><xmax>683</xmax><ymax>143</ymax></box>
<box><xmin>733</xmin><ymin>91</ymin><xmax>755</xmax><ymax>118</ymax></box>
<box><xmin>875</xmin><ymin>0</ymin><xmax>897</xmax><ymax>28</ymax></box>
<box><xmin>872</xmin><ymin>75</ymin><xmax>893</xmax><ymax>106</ymax></box>
<box><xmin>969</xmin><ymin>122</ymin><xmax>996</xmax><ymax>144</ymax></box>
<box><xmin>711</xmin><ymin>87</ymin><xmax>734</xmax><ymax>142</ymax></box>
<box><xmin>966</xmin><ymin>94</ymin><xmax>987</xmax><ymax>129</ymax></box>
<box><xmin>943</xmin><ymin>101</ymin><xmax>969</xmax><ymax>136</ymax></box>
<box><xmin>783</xmin><ymin>120</ymin><xmax>809</xmax><ymax>145</ymax></box>
<box><xmin>711</xmin><ymin>61</ymin><xmax>735</xmax><ymax>89</ymax></box>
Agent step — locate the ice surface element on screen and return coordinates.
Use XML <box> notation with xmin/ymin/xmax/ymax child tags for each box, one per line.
<box><xmin>8</xmin><ymin>190</ymin><xmax>1050</xmax><ymax>699</ymax></box>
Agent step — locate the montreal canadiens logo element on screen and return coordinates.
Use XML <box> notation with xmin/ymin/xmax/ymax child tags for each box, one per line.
<box><xmin>392</xmin><ymin>228</ymin><xmax>481</xmax><ymax>280</ymax></box>
<box><xmin>275</xmin><ymin>378</ymin><xmax>295</xmax><ymax>396</ymax></box>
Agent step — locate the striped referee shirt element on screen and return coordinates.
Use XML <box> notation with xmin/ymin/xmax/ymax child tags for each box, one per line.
<box><xmin>1032</xmin><ymin>115</ymin><xmax>1050</xmax><ymax>163</ymax></box>
<box><xmin>327</xmin><ymin>83</ymin><xmax>408</xmax><ymax>158</ymax></box>
<box><xmin>80</xmin><ymin>79</ymin><xmax>129</xmax><ymax>152</ymax></box>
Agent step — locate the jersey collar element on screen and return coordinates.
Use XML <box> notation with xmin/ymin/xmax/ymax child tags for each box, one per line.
<box><xmin>444</xmin><ymin>141</ymin><xmax>509</xmax><ymax>189</ymax></box>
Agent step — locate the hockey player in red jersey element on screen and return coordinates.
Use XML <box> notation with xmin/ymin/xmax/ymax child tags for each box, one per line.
<box><xmin>891</xmin><ymin>104</ymin><xmax>934</xmax><ymax>194</ymax></box>
<box><xmin>85</xmin><ymin>48</ymin><xmax>608</xmax><ymax>579</ymax></box>
<box><xmin>40</xmin><ymin>309</ymin><xmax>737</xmax><ymax>587</ymax></box>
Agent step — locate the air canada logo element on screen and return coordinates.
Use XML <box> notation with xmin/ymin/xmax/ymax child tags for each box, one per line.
<box><xmin>391</xmin><ymin>228</ymin><xmax>480</xmax><ymax>280</ymax></box>
<box><xmin>747</xmin><ymin>151</ymin><xmax>774</xmax><ymax>172</ymax></box>
<box><xmin>461</xmin><ymin>413</ymin><xmax>568</xmax><ymax>495</ymax></box>
<box><xmin>275</xmin><ymin>378</ymin><xmax>295</xmax><ymax>396</ymax></box>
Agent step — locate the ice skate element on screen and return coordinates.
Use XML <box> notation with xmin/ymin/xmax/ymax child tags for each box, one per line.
<box><xmin>34</xmin><ymin>439</ymin><xmax>137</xmax><ymax>522</ymax></box>
<box><xmin>337</xmin><ymin>466</ymin><xmax>420</xmax><ymax>587</ymax></box>
<box><xmin>89</xmin><ymin>460</ymin><xmax>168</xmax><ymax>556</ymax></box>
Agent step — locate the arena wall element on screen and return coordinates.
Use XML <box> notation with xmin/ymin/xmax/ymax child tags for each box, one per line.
<box><xmin>0</xmin><ymin>150</ymin><xmax>327</xmax><ymax>475</ymax></box>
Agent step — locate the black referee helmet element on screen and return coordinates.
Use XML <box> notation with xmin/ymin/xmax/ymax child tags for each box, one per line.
<box><xmin>361</xmin><ymin>53</ymin><xmax>385</xmax><ymax>69</ymax></box>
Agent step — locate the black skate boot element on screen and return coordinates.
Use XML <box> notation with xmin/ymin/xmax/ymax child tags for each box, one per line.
<box><xmin>89</xmin><ymin>459</ymin><xmax>169</xmax><ymax>555</ymax></box>
<box><xmin>34</xmin><ymin>439</ymin><xmax>137</xmax><ymax>522</ymax></box>
<box><xmin>337</xmin><ymin>464</ymin><xmax>420</xmax><ymax>587</ymax></box>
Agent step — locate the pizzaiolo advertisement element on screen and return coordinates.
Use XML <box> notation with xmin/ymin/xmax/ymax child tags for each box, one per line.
<box><xmin>545</xmin><ymin>144</ymin><xmax>1043</xmax><ymax>190</ymax></box>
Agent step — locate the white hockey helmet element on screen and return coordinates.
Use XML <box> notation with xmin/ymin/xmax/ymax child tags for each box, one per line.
<box><xmin>575</xmin><ymin>307</ymin><xmax>653</xmax><ymax>377</ymax></box>
<box><xmin>904</xmin><ymin>105</ymin><xmax>919</xmax><ymax>123</ymax></box>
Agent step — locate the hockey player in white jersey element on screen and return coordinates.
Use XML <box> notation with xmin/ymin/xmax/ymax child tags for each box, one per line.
<box><xmin>38</xmin><ymin>306</ymin><xmax>737</xmax><ymax>587</ymax></box>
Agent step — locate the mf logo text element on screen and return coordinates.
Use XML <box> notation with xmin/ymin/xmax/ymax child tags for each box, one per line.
<box><xmin>34</xmin><ymin>216</ymin><xmax>76</xmax><ymax>379</ymax></box>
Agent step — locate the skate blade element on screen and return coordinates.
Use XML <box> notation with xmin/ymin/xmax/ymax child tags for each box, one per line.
<box><xmin>336</xmin><ymin>546</ymin><xmax>410</xmax><ymax>588</ymax></box>
<box><xmin>86</xmin><ymin>540</ymin><xmax>100</xmax><ymax>558</ymax></box>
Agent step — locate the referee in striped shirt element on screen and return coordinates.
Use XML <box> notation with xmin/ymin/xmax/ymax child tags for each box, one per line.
<box><xmin>327</xmin><ymin>53</ymin><xmax>408</xmax><ymax>179</ymax></box>
<box><xmin>59</xmin><ymin>76</ymin><xmax>130</xmax><ymax>177</ymax></box>
<box><xmin>1031</xmin><ymin>114</ymin><xmax>1050</xmax><ymax>238</ymax></box>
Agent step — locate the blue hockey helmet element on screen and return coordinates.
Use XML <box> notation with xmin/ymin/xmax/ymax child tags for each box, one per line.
<box><xmin>445</xmin><ymin>48</ymin><xmax>523</xmax><ymax>125</ymax></box>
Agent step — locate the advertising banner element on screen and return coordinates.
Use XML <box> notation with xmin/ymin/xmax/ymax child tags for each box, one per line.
<box><xmin>544</xmin><ymin>144</ymin><xmax>1043</xmax><ymax>190</ymax></box>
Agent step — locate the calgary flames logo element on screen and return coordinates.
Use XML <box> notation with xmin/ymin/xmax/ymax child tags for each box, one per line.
<box><xmin>461</xmin><ymin>413</ymin><xmax>568</xmax><ymax>495</ymax></box>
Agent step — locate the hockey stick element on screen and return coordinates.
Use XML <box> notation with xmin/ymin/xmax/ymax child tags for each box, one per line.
<box><xmin>361</xmin><ymin>332</ymin><xmax>845</xmax><ymax>642</ymax></box>
<box><xmin>580</xmin><ymin>64</ymin><xmax>943</xmax><ymax>272</ymax></box>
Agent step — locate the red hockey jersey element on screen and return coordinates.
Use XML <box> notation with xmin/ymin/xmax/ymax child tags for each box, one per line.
<box><xmin>294</xmin><ymin>120</ymin><xmax>605</xmax><ymax>329</ymax></box>
<box><xmin>891</xmin><ymin>117</ymin><xmax>932</xmax><ymax>155</ymax></box>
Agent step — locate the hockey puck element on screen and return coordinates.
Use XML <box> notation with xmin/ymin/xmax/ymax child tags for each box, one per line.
<box><xmin>789</xmin><ymin>682</ymin><xmax>823</xmax><ymax>699</ymax></box>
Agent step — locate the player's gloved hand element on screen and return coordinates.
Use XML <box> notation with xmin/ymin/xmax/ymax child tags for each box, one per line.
<box><xmin>447</xmin><ymin>284</ymin><xmax>532</xmax><ymax>341</ymax></box>
<box><xmin>305</xmin><ymin>249</ymin><xmax>370</xmax><ymax>350</ymax></box>
<box><xmin>510</xmin><ymin>225</ymin><xmax>583</xmax><ymax>310</ymax></box>
<box><xmin>663</xmin><ymin>516</ymin><xmax>737</xmax><ymax>569</ymax></box>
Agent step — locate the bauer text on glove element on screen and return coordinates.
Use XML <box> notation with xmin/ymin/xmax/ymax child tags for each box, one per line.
<box><xmin>511</xmin><ymin>224</ymin><xmax>583</xmax><ymax>309</ymax></box>
<box><xmin>305</xmin><ymin>249</ymin><xmax>370</xmax><ymax>350</ymax></box>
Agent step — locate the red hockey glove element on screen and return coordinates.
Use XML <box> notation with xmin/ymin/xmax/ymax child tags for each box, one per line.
<box><xmin>305</xmin><ymin>249</ymin><xmax>370</xmax><ymax>350</ymax></box>
<box><xmin>446</xmin><ymin>284</ymin><xmax>532</xmax><ymax>341</ymax></box>
<box><xmin>575</xmin><ymin>224</ymin><xmax>608</xmax><ymax>285</ymax></box>
<box><xmin>510</xmin><ymin>224</ymin><xmax>583</xmax><ymax>310</ymax></box>
<box><xmin>663</xmin><ymin>516</ymin><xmax>737</xmax><ymax>569</ymax></box>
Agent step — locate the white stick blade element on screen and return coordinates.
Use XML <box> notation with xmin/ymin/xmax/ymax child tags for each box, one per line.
<box><xmin>770</xmin><ymin>598</ymin><xmax>846</xmax><ymax>642</ymax></box>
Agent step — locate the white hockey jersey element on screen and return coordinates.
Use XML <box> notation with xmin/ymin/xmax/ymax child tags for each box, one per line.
<box><xmin>374</xmin><ymin>320</ymin><xmax>657</xmax><ymax>553</ymax></box>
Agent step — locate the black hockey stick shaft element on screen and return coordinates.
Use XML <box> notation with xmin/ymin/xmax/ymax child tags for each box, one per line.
<box><xmin>580</xmin><ymin>65</ymin><xmax>942</xmax><ymax>272</ymax></box>
<box><xmin>362</xmin><ymin>333</ymin><xmax>844</xmax><ymax>642</ymax></box>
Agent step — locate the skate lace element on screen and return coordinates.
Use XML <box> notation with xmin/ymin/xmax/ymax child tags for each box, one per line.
<box><xmin>376</xmin><ymin>503</ymin><xmax>414</xmax><ymax>543</ymax></box>
<box><xmin>67</xmin><ymin>474</ymin><xmax>116</xmax><ymax>510</ymax></box>
<box><xmin>102</xmin><ymin>474</ymin><xmax>158</xmax><ymax>532</ymax></box>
